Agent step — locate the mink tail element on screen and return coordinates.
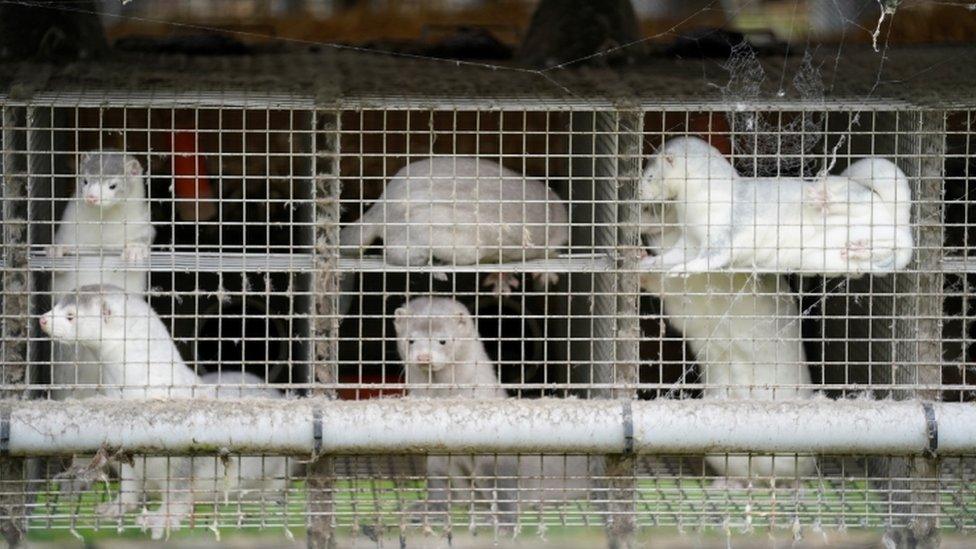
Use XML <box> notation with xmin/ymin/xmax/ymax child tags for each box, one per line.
<box><xmin>841</xmin><ymin>157</ymin><xmax>913</xmax><ymax>228</ymax></box>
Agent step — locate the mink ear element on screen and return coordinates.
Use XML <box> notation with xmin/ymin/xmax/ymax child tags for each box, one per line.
<box><xmin>124</xmin><ymin>156</ymin><xmax>143</xmax><ymax>177</ymax></box>
<box><xmin>393</xmin><ymin>306</ymin><xmax>407</xmax><ymax>328</ymax></box>
<box><xmin>101</xmin><ymin>300</ymin><xmax>112</xmax><ymax>323</ymax></box>
<box><xmin>662</xmin><ymin>153</ymin><xmax>675</xmax><ymax>168</ymax></box>
<box><xmin>78</xmin><ymin>151</ymin><xmax>92</xmax><ymax>170</ymax></box>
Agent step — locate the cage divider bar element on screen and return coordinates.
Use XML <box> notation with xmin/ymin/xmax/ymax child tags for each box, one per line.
<box><xmin>892</xmin><ymin>109</ymin><xmax>947</xmax><ymax>548</ymax></box>
<box><xmin>0</xmin><ymin>104</ymin><xmax>31</xmax><ymax>547</ymax></box>
<box><xmin>593</xmin><ymin>108</ymin><xmax>643</xmax><ymax>548</ymax></box>
<box><xmin>864</xmin><ymin>109</ymin><xmax>947</xmax><ymax>549</ymax></box>
<box><xmin>307</xmin><ymin>105</ymin><xmax>341</xmax><ymax>549</ymax></box>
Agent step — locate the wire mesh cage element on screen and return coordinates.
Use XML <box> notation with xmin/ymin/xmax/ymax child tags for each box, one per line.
<box><xmin>0</xmin><ymin>47</ymin><xmax>974</xmax><ymax>547</ymax></box>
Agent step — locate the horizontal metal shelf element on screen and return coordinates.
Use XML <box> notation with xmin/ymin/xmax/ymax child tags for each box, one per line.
<box><xmin>27</xmin><ymin>251</ymin><xmax>318</xmax><ymax>273</ymax></box>
<box><xmin>338</xmin><ymin>254</ymin><xmax>615</xmax><ymax>274</ymax></box>
<box><xmin>10</xmin><ymin>251</ymin><xmax>973</xmax><ymax>274</ymax></box>
<box><xmin>21</xmin><ymin>251</ymin><xmax>616</xmax><ymax>274</ymax></box>
<box><xmin>936</xmin><ymin>256</ymin><xmax>975</xmax><ymax>274</ymax></box>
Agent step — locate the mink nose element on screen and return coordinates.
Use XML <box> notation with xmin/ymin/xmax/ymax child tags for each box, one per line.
<box><xmin>38</xmin><ymin>317</ymin><xmax>48</xmax><ymax>329</ymax></box>
<box><xmin>85</xmin><ymin>194</ymin><xmax>99</xmax><ymax>205</ymax></box>
<box><xmin>416</xmin><ymin>352</ymin><xmax>432</xmax><ymax>364</ymax></box>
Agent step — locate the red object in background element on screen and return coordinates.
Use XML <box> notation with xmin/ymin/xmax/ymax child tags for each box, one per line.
<box><xmin>337</xmin><ymin>373</ymin><xmax>404</xmax><ymax>400</ymax></box>
<box><xmin>172</xmin><ymin>130</ymin><xmax>216</xmax><ymax>201</ymax></box>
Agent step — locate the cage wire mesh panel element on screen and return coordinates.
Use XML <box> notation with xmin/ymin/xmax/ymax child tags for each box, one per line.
<box><xmin>0</xmin><ymin>46</ymin><xmax>975</xmax><ymax>546</ymax></box>
<box><xmin>635</xmin><ymin>106</ymin><xmax>961</xmax><ymax>537</ymax></box>
<box><xmin>1</xmin><ymin>102</ymin><xmax>316</xmax><ymax>536</ymax></box>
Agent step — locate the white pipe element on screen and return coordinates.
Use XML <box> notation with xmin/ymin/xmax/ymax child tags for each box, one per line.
<box><xmin>934</xmin><ymin>403</ymin><xmax>976</xmax><ymax>454</ymax></box>
<box><xmin>319</xmin><ymin>398</ymin><xmax>625</xmax><ymax>454</ymax></box>
<box><xmin>633</xmin><ymin>399</ymin><xmax>934</xmax><ymax>455</ymax></box>
<box><xmin>10</xmin><ymin>398</ymin><xmax>317</xmax><ymax>456</ymax></box>
<box><xmin>6</xmin><ymin>398</ymin><xmax>976</xmax><ymax>456</ymax></box>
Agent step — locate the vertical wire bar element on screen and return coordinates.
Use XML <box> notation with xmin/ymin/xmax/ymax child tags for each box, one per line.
<box><xmin>892</xmin><ymin>110</ymin><xmax>946</xmax><ymax>548</ymax></box>
<box><xmin>0</xmin><ymin>104</ymin><xmax>29</xmax><ymax>546</ymax></box>
<box><xmin>27</xmin><ymin>105</ymin><xmax>50</xmax><ymax>533</ymax></box>
<box><xmin>592</xmin><ymin>114</ymin><xmax>618</xmax><ymax>395</ymax></box>
<box><xmin>307</xmin><ymin>107</ymin><xmax>341</xmax><ymax>549</ymax></box>
<box><xmin>612</xmin><ymin>110</ymin><xmax>643</xmax><ymax>399</ymax></box>
<box><xmin>593</xmin><ymin>109</ymin><xmax>642</xmax><ymax>548</ymax></box>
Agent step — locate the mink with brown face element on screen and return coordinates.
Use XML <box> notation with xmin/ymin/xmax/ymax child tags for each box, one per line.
<box><xmin>50</xmin><ymin>151</ymin><xmax>155</xmax><ymax>265</ymax></box>
<box><xmin>394</xmin><ymin>296</ymin><xmax>505</xmax><ymax>398</ymax></box>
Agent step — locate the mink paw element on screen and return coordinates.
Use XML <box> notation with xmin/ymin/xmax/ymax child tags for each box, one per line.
<box><xmin>122</xmin><ymin>244</ymin><xmax>150</xmax><ymax>262</ymax></box>
<box><xmin>840</xmin><ymin>239</ymin><xmax>873</xmax><ymax>262</ymax></box>
<box><xmin>482</xmin><ymin>272</ymin><xmax>520</xmax><ymax>294</ymax></box>
<box><xmin>46</xmin><ymin>244</ymin><xmax>67</xmax><ymax>258</ymax></box>
<box><xmin>137</xmin><ymin>509</ymin><xmax>185</xmax><ymax>540</ymax></box>
<box><xmin>531</xmin><ymin>271</ymin><xmax>559</xmax><ymax>288</ymax></box>
<box><xmin>639</xmin><ymin>254</ymin><xmax>663</xmax><ymax>270</ymax></box>
<box><xmin>804</xmin><ymin>182</ymin><xmax>835</xmax><ymax>214</ymax></box>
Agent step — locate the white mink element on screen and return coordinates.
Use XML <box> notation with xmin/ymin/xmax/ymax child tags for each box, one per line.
<box><xmin>394</xmin><ymin>296</ymin><xmax>590</xmax><ymax>523</ymax></box>
<box><xmin>638</xmin><ymin>136</ymin><xmax>913</xmax><ymax>276</ymax></box>
<box><xmin>39</xmin><ymin>285</ymin><xmax>192</xmax><ymax>399</ymax></box>
<box><xmin>49</xmin><ymin>151</ymin><xmax>155</xmax><ymax>400</ymax></box>
<box><xmin>41</xmin><ymin>292</ymin><xmax>293</xmax><ymax>539</ymax></box>
<box><xmin>39</xmin><ymin>285</ymin><xmax>200</xmax><ymax>537</ymax></box>
<box><xmin>341</xmin><ymin>157</ymin><xmax>569</xmax><ymax>292</ymax></box>
<box><xmin>641</xmin><ymin>206</ymin><xmax>815</xmax><ymax>486</ymax></box>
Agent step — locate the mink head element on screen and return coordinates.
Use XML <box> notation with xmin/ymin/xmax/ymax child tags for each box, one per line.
<box><xmin>39</xmin><ymin>284</ymin><xmax>132</xmax><ymax>347</ymax></box>
<box><xmin>394</xmin><ymin>297</ymin><xmax>476</xmax><ymax>373</ymax></box>
<box><xmin>639</xmin><ymin>153</ymin><xmax>671</xmax><ymax>203</ymax></box>
<box><xmin>640</xmin><ymin>136</ymin><xmax>731</xmax><ymax>203</ymax></box>
<box><xmin>77</xmin><ymin>151</ymin><xmax>143</xmax><ymax>208</ymax></box>
<box><xmin>640</xmin><ymin>137</ymin><xmax>698</xmax><ymax>202</ymax></box>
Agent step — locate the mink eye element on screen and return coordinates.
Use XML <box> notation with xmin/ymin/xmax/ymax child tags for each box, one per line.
<box><xmin>438</xmin><ymin>340</ymin><xmax>446</xmax><ymax>345</ymax></box>
<box><xmin>408</xmin><ymin>339</ymin><xmax>415</xmax><ymax>345</ymax></box>
<box><xmin>108</xmin><ymin>183</ymin><xmax>117</xmax><ymax>190</ymax></box>
<box><xmin>81</xmin><ymin>179</ymin><xmax>89</xmax><ymax>186</ymax></box>
<box><xmin>65</xmin><ymin>311</ymin><xmax>75</xmax><ymax>322</ymax></box>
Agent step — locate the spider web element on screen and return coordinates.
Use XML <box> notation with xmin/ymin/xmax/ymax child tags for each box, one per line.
<box><xmin>721</xmin><ymin>42</ymin><xmax>826</xmax><ymax>177</ymax></box>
